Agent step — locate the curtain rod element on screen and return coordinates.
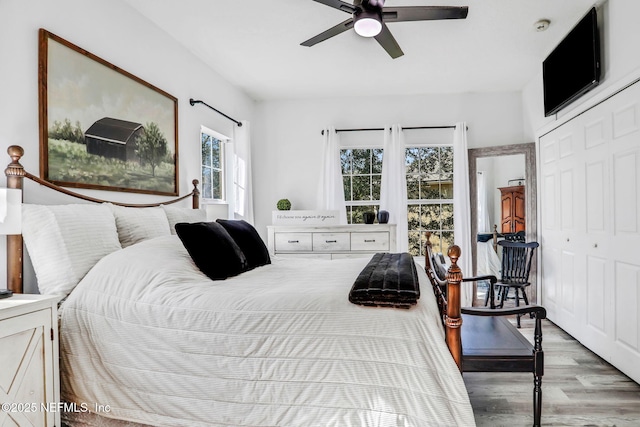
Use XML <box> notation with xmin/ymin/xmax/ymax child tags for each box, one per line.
<box><xmin>189</xmin><ymin>98</ymin><xmax>242</xmax><ymax>127</ymax></box>
<box><xmin>320</xmin><ymin>125</ymin><xmax>462</xmax><ymax>135</ymax></box>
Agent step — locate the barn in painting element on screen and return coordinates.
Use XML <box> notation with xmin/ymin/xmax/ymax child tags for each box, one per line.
<box><xmin>84</xmin><ymin>117</ymin><xmax>143</xmax><ymax>161</ymax></box>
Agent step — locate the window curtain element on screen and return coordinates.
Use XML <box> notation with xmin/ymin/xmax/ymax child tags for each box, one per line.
<box><xmin>477</xmin><ymin>171</ymin><xmax>492</xmax><ymax>233</ymax></box>
<box><xmin>380</xmin><ymin>124</ymin><xmax>408</xmax><ymax>252</ymax></box>
<box><xmin>317</xmin><ymin>127</ymin><xmax>347</xmax><ymax>224</ymax></box>
<box><xmin>453</xmin><ymin>122</ymin><xmax>473</xmax><ymax>307</ymax></box>
<box><xmin>233</xmin><ymin>120</ymin><xmax>254</xmax><ymax>224</ymax></box>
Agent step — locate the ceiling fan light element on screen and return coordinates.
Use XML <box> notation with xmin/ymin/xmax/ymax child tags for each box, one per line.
<box><xmin>354</xmin><ymin>10</ymin><xmax>382</xmax><ymax>37</ymax></box>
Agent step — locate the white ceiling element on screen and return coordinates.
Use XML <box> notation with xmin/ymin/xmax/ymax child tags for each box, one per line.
<box><xmin>122</xmin><ymin>0</ymin><xmax>598</xmax><ymax>101</ymax></box>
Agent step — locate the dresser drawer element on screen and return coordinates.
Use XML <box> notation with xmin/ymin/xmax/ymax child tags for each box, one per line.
<box><xmin>267</xmin><ymin>225</ymin><xmax>396</xmax><ymax>257</ymax></box>
<box><xmin>312</xmin><ymin>232</ymin><xmax>350</xmax><ymax>252</ymax></box>
<box><xmin>351</xmin><ymin>232</ymin><xmax>390</xmax><ymax>251</ymax></box>
<box><xmin>274</xmin><ymin>233</ymin><xmax>313</xmax><ymax>252</ymax></box>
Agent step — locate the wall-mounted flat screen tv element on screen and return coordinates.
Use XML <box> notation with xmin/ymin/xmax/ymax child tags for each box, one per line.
<box><xmin>543</xmin><ymin>7</ymin><xmax>601</xmax><ymax>117</ymax></box>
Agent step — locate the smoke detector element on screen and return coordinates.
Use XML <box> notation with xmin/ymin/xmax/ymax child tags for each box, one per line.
<box><xmin>534</xmin><ymin>19</ymin><xmax>550</xmax><ymax>32</ymax></box>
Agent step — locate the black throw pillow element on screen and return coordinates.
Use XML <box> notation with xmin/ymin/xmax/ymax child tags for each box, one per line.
<box><xmin>216</xmin><ymin>219</ymin><xmax>271</xmax><ymax>270</ymax></box>
<box><xmin>175</xmin><ymin>222</ymin><xmax>248</xmax><ymax>280</ymax></box>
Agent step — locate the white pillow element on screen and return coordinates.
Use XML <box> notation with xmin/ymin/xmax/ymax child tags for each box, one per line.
<box><xmin>22</xmin><ymin>204</ymin><xmax>122</xmax><ymax>296</ymax></box>
<box><xmin>161</xmin><ymin>205</ymin><xmax>207</xmax><ymax>234</ymax></box>
<box><xmin>109</xmin><ymin>204</ymin><xmax>171</xmax><ymax>247</ymax></box>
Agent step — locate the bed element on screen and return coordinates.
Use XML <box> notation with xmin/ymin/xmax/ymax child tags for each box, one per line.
<box><xmin>5</xmin><ymin>145</ymin><xmax>475</xmax><ymax>426</ymax></box>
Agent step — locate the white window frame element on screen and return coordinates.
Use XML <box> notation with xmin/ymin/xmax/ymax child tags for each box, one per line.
<box><xmin>338</xmin><ymin>139</ymin><xmax>455</xmax><ymax>254</ymax></box>
<box><xmin>200</xmin><ymin>125</ymin><xmax>230</xmax><ymax>202</ymax></box>
<box><xmin>405</xmin><ymin>142</ymin><xmax>455</xmax><ymax>257</ymax></box>
<box><xmin>340</xmin><ymin>146</ymin><xmax>384</xmax><ymax>224</ymax></box>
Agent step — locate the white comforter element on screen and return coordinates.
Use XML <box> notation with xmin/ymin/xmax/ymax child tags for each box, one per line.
<box><xmin>60</xmin><ymin>235</ymin><xmax>475</xmax><ymax>427</ymax></box>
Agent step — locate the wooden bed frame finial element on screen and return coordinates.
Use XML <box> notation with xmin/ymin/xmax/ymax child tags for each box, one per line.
<box><xmin>445</xmin><ymin>245</ymin><xmax>463</xmax><ymax>370</ymax></box>
<box><xmin>191</xmin><ymin>179</ymin><xmax>200</xmax><ymax>209</ymax></box>
<box><xmin>5</xmin><ymin>145</ymin><xmax>26</xmax><ymax>186</ymax></box>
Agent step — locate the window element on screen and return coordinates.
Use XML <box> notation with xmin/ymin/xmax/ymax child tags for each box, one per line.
<box><xmin>341</xmin><ymin>148</ymin><xmax>383</xmax><ymax>224</ymax></box>
<box><xmin>233</xmin><ymin>154</ymin><xmax>248</xmax><ymax>217</ymax></box>
<box><xmin>201</xmin><ymin>129</ymin><xmax>225</xmax><ymax>200</ymax></box>
<box><xmin>406</xmin><ymin>146</ymin><xmax>454</xmax><ymax>257</ymax></box>
<box><xmin>339</xmin><ymin>143</ymin><xmax>454</xmax><ymax>256</ymax></box>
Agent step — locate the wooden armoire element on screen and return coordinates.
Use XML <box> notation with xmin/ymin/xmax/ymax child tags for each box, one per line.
<box><xmin>499</xmin><ymin>185</ymin><xmax>525</xmax><ymax>233</ymax></box>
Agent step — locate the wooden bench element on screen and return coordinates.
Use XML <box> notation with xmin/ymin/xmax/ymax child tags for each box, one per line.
<box><xmin>424</xmin><ymin>234</ymin><xmax>546</xmax><ymax>427</ymax></box>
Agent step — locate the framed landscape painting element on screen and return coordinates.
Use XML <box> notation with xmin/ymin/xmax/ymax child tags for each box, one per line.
<box><xmin>38</xmin><ymin>29</ymin><xmax>179</xmax><ymax>196</ymax></box>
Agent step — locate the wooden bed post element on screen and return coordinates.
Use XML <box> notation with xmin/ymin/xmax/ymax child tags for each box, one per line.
<box><xmin>191</xmin><ymin>179</ymin><xmax>200</xmax><ymax>209</ymax></box>
<box><xmin>5</xmin><ymin>145</ymin><xmax>25</xmax><ymax>294</ymax></box>
<box><xmin>445</xmin><ymin>245</ymin><xmax>463</xmax><ymax>370</ymax></box>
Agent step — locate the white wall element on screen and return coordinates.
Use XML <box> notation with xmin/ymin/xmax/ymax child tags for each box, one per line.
<box><xmin>0</xmin><ymin>0</ymin><xmax>255</xmax><ymax>290</ymax></box>
<box><xmin>523</xmin><ymin>1</ymin><xmax>640</xmax><ymax>139</ymax></box>
<box><xmin>253</xmin><ymin>91</ymin><xmax>526</xmax><ymax>238</ymax></box>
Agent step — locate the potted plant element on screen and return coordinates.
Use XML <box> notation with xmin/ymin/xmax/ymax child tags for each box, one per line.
<box><xmin>276</xmin><ymin>199</ymin><xmax>291</xmax><ymax>210</ymax></box>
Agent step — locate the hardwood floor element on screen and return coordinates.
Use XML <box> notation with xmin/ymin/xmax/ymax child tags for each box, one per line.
<box><xmin>463</xmin><ymin>315</ymin><xmax>640</xmax><ymax>426</ymax></box>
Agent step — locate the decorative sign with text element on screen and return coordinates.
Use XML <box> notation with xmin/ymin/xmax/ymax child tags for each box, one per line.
<box><xmin>272</xmin><ymin>210</ymin><xmax>340</xmax><ymax>225</ymax></box>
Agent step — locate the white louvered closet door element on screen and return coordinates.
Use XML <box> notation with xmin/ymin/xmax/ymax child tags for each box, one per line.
<box><xmin>539</xmin><ymin>79</ymin><xmax>640</xmax><ymax>383</ymax></box>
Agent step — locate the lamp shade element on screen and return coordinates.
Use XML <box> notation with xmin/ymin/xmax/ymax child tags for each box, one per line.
<box><xmin>0</xmin><ymin>188</ymin><xmax>21</xmax><ymax>235</ymax></box>
<box><xmin>205</xmin><ymin>203</ymin><xmax>229</xmax><ymax>221</ymax></box>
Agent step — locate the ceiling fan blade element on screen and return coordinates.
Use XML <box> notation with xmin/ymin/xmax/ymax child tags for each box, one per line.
<box><xmin>310</xmin><ymin>0</ymin><xmax>357</xmax><ymax>14</ymax></box>
<box><xmin>383</xmin><ymin>6</ymin><xmax>468</xmax><ymax>22</ymax></box>
<box><xmin>301</xmin><ymin>18</ymin><xmax>355</xmax><ymax>47</ymax></box>
<box><xmin>374</xmin><ymin>23</ymin><xmax>404</xmax><ymax>59</ymax></box>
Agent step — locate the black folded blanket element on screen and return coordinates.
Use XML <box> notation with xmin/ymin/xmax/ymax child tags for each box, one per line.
<box><xmin>349</xmin><ymin>252</ymin><xmax>420</xmax><ymax>308</ymax></box>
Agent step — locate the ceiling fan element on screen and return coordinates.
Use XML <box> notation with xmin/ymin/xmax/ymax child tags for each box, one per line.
<box><xmin>301</xmin><ymin>0</ymin><xmax>468</xmax><ymax>59</ymax></box>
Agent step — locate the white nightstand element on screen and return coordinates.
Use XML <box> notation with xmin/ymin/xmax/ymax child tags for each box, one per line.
<box><xmin>0</xmin><ymin>294</ymin><xmax>61</xmax><ymax>427</ymax></box>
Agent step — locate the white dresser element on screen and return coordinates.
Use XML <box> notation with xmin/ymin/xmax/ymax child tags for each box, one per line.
<box><xmin>0</xmin><ymin>294</ymin><xmax>61</xmax><ymax>427</ymax></box>
<box><xmin>267</xmin><ymin>224</ymin><xmax>397</xmax><ymax>259</ymax></box>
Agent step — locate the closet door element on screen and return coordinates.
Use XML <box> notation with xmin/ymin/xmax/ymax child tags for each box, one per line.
<box><xmin>539</xmin><ymin>79</ymin><xmax>640</xmax><ymax>383</ymax></box>
<box><xmin>540</xmin><ymin>118</ymin><xmax>586</xmax><ymax>340</ymax></box>
<box><xmin>579</xmin><ymin>102</ymin><xmax>613</xmax><ymax>359</ymax></box>
<box><xmin>608</xmin><ymin>84</ymin><xmax>640</xmax><ymax>381</ymax></box>
<box><xmin>539</xmin><ymin>132</ymin><xmax>561</xmax><ymax>322</ymax></box>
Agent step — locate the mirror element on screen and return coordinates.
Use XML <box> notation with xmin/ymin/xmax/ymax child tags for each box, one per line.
<box><xmin>468</xmin><ymin>143</ymin><xmax>537</xmax><ymax>305</ymax></box>
<box><xmin>477</xmin><ymin>154</ymin><xmax>526</xmax><ymax>235</ymax></box>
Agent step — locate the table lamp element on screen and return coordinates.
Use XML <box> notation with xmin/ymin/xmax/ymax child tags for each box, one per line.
<box><xmin>1</xmin><ymin>188</ymin><xmax>21</xmax><ymax>299</ymax></box>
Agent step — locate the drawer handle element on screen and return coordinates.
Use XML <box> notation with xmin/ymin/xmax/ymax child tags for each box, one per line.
<box><xmin>288</xmin><ymin>240</ymin><xmax>299</xmax><ymax>244</ymax></box>
<box><xmin>326</xmin><ymin>240</ymin><xmax>337</xmax><ymax>243</ymax></box>
<box><xmin>364</xmin><ymin>239</ymin><xmax>376</xmax><ymax>243</ymax></box>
